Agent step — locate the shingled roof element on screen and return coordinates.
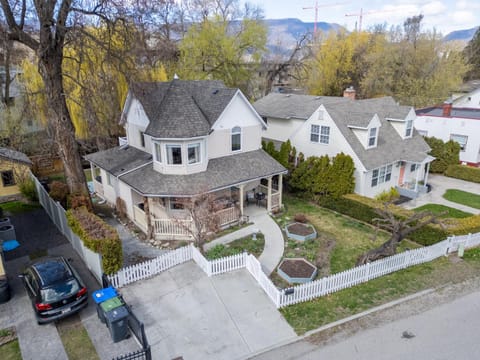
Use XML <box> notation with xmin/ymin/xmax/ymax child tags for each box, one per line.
<box><xmin>129</xmin><ymin>80</ymin><xmax>238</xmax><ymax>138</ymax></box>
<box><xmin>254</xmin><ymin>94</ymin><xmax>431</xmax><ymax>170</ymax></box>
<box><xmin>84</xmin><ymin>145</ymin><xmax>152</xmax><ymax>176</ymax></box>
<box><xmin>119</xmin><ymin>149</ymin><xmax>287</xmax><ymax>196</ymax></box>
<box><xmin>0</xmin><ymin>147</ymin><xmax>31</xmax><ymax>165</ymax></box>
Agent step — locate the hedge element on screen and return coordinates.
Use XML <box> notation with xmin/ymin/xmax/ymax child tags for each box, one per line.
<box><xmin>445</xmin><ymin>164</ymin><xmax>480</xmax><ymax>183</ymax></box>
<box><xmin>66</xmin><ymin>207</ymin><xmax>123</xmax><ymax>274</ymax></box>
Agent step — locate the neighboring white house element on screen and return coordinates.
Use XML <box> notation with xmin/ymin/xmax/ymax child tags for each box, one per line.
<box><xmin>415</xmin><ymin>102</ymin><xmax>480</xmax><ymax>167</ymax></box>
<box><xmin>85</xmin><ymin>79</ymin><xmax>286</xmax><ymax>240</ymax></box>
<box><xmin>452</xmin><ymin>82</ymin><xmax>480</xmax><ymax>109</ymax></box>
<box><xmin>254</xmin><ymin>90</ymin><xmax>433</xmax><ymax>199</ymax></box>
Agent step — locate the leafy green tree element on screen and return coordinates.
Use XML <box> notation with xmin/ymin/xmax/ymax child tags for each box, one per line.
<box><xmin>424</xmin><ymin>136</ymin><xmax>460</xmax><ymax>173</ymax></box>
<box><xmin>178</xmin><ymin>13</ymin><xmax>267</xmax><ymax>96</ymax></box>
<box><xmin>463</xmin><ymin>27</ymin><xmax>480</xmax><ymax>80</ymax></box>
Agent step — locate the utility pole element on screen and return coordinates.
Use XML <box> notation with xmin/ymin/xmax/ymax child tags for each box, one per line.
<box><xmin>345</xmin><ymin>8</ymin><xmax>397</xmax><ymax>31</ymax></box>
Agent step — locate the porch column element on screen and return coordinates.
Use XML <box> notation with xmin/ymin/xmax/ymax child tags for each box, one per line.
<box><xmin>239</xmin><ymin>184</ymin><xmax>245</xmax><ymax>217</ymax></box>
<box><xmin>267</xmin><ymin>176</ymin><xmax>272</xmax><ymax>213</ymax></box>
<box><xmin>278</xmin><ymin>173</ymin><xmax>283</xmax><ymax>209</ymax></box>
<box><xmin>414</xmin><ymin>163</ymin><xmax>420</xmax><ymax>192</ymax></box>
<box><xmin>424</xmin><ymin>162</ymin><xmax>431</xmax><ymax>185</ymax></box>
<box><xmin>89</xmin><ymin>163</ymin><xmax>95</xmax><ymax>184</ymax></box>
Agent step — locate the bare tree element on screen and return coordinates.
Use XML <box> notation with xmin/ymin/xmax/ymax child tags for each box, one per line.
<box><xmin>356</xmin><ymin>204</ymin><xmax>444</xmax><ymax>265</ymax></box>
<box><xmin>174</xmin><ymin>192</ymin><xmax>222</xmax><ymax>251</ymax></box>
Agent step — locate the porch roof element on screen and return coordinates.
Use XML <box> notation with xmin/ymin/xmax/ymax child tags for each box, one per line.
<box><xmin>85</xmin><ymin>145</ymin><xmax>152</xmax><ymax>176</ymax></box>
<box><xmin>119</xmin><ymin>149</ymin><xmax>287</xmax><ymax>196</ymax></box>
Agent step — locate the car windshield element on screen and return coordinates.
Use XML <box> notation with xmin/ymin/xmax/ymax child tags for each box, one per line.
<box><xmin>41</xmin><ymin>278</ymin><xmax>80</xmax><ymax>302</ymax></box>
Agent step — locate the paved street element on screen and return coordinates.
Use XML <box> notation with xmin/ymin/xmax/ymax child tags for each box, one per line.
<box><xmin>251</xmin><ymin>288</ymin><xmax>480</xmax><ymax>360</ymax></box>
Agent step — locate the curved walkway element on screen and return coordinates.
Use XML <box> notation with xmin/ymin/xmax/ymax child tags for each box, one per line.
<box><xmin>401</xmin><ymin>174</ymin><xmax>480</xmax><ymax>215</ymax></box>
<box><xmin>204</xmin><ymin>206</ymin><xmax>284</xmax><ymax>275</ymax></box>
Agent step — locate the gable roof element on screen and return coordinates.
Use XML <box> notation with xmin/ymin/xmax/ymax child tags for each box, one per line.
<box><xmin>0</xmin><ymin>147</ymin><xmax>31</xmax><ymax>165</ymax></box>
<box><xmin>129</xmin><ymin>80</ymin><xmax>238</xmax><ymax>138</ymax></box>
<box><xmin>254</xmin><ymin>94</ymin><xmax>430</xmax><ymax>170</ymax></box>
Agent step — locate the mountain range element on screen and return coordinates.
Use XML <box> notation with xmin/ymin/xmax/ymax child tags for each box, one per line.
<box><xmin>263</xmin><ymin>18</ymin><xmax>478</xmax><ymax>54</ymax></box>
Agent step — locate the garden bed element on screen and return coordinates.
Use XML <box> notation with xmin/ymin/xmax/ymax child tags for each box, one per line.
<box><xmin>278</xmin><ymin>258</ymin><xmax>317</xmax><ymax>283</ymax></box>
<box><xmin>285</xmin><ymin>222</ymin><xmax>317</xmax><ymax>241</ymax></box>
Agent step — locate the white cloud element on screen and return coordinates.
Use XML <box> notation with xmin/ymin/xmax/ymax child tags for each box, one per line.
<box><xmin>420</xmin><ymin>1</ymin><xmax>447</xmax><ymax>15</ymax></box>
<box><xmin>452</xmin><ymin>10</ymin><xmax>476</xmax><ymax>25</ymax></box>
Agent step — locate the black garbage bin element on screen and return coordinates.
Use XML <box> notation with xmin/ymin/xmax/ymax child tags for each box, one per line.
<box><xmin>105</xmin><ymin>305</ymin><xmax>129</xmax><ymax>343</ymax></box>
<box><xmin>92</xmin><ymin>286</ymin><xmax>118</xmax><ymax>323</ymax></box>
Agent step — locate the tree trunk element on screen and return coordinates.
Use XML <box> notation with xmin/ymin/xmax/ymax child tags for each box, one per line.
<box><xmin>356</xmin><ymin>233</ymin><xmax>401</xmax><ymax>266</ymax></box>
<box><xmin>37</xmin><ymin>50</ymin><xmax>91</xmax><ymax>204</ymax></box>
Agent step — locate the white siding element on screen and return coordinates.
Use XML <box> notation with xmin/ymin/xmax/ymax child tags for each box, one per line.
<box><xmin>119</xmin><ymin>180</ymin><xmax>134</xmax><ymax>219</ymax></box>
<box><xmin>453</xmin><ymin>89</ymin><xmax>480</xmax><ymax>109</ymax></box>
<box><xmin>101</xmin><ymin>169</ymin><xmax>117</xmax><ymax>205</ymax></box>
<box><xmin>125</xmin><ymin>98</ymin><xmax>150</xmax><ymax>151</ymax></box>
<box><xmin>415</xmin><ymin>115</ymin><xmax>480</xmax><ymax>165</ymax></box>
<box><xmin>263</xmin><ymin>117</ymin><xmax>304</xmax><ymax>142</ymax></box>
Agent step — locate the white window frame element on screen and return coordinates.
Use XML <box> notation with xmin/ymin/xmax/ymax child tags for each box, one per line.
<box><xmin>154</xmin><ymin>142</ymin><xmax>162</xmax><ymax>163</ymax></box>
<box><xmin>450</xmin><ymin>134</ymin><xmax>468</xmax><ymax>152</ymax></box>
<box><xmin>231</xmin><ymin>126</ymin><xmax>241</xmax><ymax>152</ymax></box>
<box><xmin>405</xmin><ymin>119</ymin><xmax>413</xmax><ymax>138</ymax></box>
<box><xmin>310</xmin><ymin>124</ymin><xmax>320</xmax><ymax>142</ymax></box>
<box><xmin>417</xmin><ymin>129</ymin><xmax>428</xmax><ymax>137</ymax></box>
<box><xmin>368</xmin><ymin>127</ymin><xmax>377</xmax><ymax>148</ymax></box>
<box><xmin>320</xmin><ymin>126</ymin><xmax>330</xmax><ymax>144</ymax></box>
<box><xmin>188</xmin><ymin>143</ymin><xmax>201</xmax><ymax>164</ymax></box>
<box><xmin>166</xmin><ymin>144</ymin><xmax>183</xmax><ymax>165</ymax></box>
<box><xmin>371</xmin><ymin>164</ymin><xmax>393</xmax><ymax>187</ymax></box>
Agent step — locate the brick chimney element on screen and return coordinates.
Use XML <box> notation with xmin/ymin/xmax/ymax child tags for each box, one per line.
<box><xmin>343</xmin><ymin>86</ymin><xmax>356</xmax><ymax>100</ymax></box>
<box><xmin>442</xmin><ymin>100</ymin><xmax>452</xmax><ymax>117</ymax></box>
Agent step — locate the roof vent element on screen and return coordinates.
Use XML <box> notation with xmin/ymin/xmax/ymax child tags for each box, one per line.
<box><xmin>173</xmin><ymin>73</ymin><xmax>179</xmax><ymax>80</ymax></box>
<box><xmin>285</xmin><ymin>94</ymin><xmax>291</xmax><ymax>97</ymax></box>
<box><xmin>315</xmin><ymin>96</ymin><xmax>321</xmax><ymax>100</ymax></box>
<box><xmin>213</xmin><ymin>89</ymin><xmax>219</xmax><ymax>95</ymax></box>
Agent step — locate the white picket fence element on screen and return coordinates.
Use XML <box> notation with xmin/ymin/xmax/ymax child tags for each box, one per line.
<box><xmin>107</xmin><ymin>227</ymin><xmax>480</xmax><ymax>308</ymax></box>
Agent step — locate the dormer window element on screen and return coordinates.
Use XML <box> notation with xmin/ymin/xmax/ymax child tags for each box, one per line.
<box><xmin>154</xmin><ymin>142</ymin><xmax>162</xmax><ymax>163</ymax></box>
<box><xmin>405</xmin><ymin>120</ymin><xmax>413</xmax><ymax>137</ymax></box>
<box><xmin>231</xmin><ymin>126</ymin><xmax>241</xmax><ymax>151</ymax></box>
<box><xmin>166</xmin><ymin>145</ymin><xmax>182</xmax><ymax>165</ymax></box>
<box><xmin>368</xmin><ymin>127</ymin><xmax>377</xmax><ymax>147</ymax></box>
<box><xmin>188</xmin><ymin>143</ymin><xmax>201</xmax><ymax>164</ymax></box>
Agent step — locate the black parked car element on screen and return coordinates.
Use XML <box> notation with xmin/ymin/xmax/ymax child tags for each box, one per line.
<box><xmin>20</xmin><ymin>256</ymin><xmax>88</xmax><ymax>324</ymax></box>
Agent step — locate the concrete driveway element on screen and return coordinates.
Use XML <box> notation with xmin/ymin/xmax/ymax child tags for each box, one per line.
<box><xmin>120</xmin><ymin>261</ymin><xmax>297</xmax><ymax>360</ymax></box>
<box><xmin>0</xmin><ymin>209</ymin><xmax>138</xmax><ymax>360</ymax></box>
<box><xmin>402</xmin><ymin>174</ymin><xmax>480</xmax><ymax>214</ymax></box>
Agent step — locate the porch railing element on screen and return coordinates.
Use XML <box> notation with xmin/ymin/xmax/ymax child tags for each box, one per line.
<box><xmin>258</xmin><ymin>184</ymin><xmax>281</xmax><ymax>211</ymax></box>
<box><xmin>216</xmin><ymin>206</ymin><xmax>239</xmax><ymax>227</ymax></box>
<box><xmin>133</xmin><ymin>205</ymin><xmax>147</xmax><ymax>232</ymax></box>
<box><xmin>93</xmin><ymin>179</ymin><xmax>104</xmax><ymax>196</ymax></box>
<box><xmin>153</xmin><ymin>218</ymin><xmax>194</xmax><ymax>240</ymax></box>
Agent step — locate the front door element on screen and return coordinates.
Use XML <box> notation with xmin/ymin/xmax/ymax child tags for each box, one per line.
<box><xmin>398</xmin><ymin>164</ymin><xmax>405</xmax><ymax>186</ymax></box>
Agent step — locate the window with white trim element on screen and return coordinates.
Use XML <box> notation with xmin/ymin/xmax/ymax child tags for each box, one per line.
<box><xmin>368</xmin><ymin>127</ymin><xmax>377</xmax><ymax>147</ymax></box>
<box><xmin>231</xmin><ymin>126</ymin><xmax>241</xmax><ymax>151</ymax></box>
<box><xmin>311</xmin><ymin>125</ymin><xmax>330</xmax><ymax>144</ymax></box>
<box><xmin>154</xmin><ymin>143</ymin><xmax>162</xmax><ymax>163</ymax></box>
<box><xmin>405</xmin><ymin>120</ymin><xmax>413</xmax><ymax>137</ymax></box>
<box><xmin>169</xmin><ymin>197</ymin><xmax>184</xmax><ymax>210</ymax></box>
<box><xmin>310</xmin><ymin>125</ymin><xmax>319</xmax><ymax>142</ymax></box>
<box><xmin>450</xmin><ymin>134</ymin><xmax>468</xmax><ymax>151</ymax></box>
<box><xmin>166</xmin><ymin>145</ymin><xmax>182</xmax><ymax>165</ymax></box>
<box><xmin>188</xmin><ymin>143</ymin><xmax>201</xmax><ymax>164</ymax></box>
<box><xmin>371</xmin><ymin>164</ymin><xmax>393</xmax><ymax>187</ymax></box>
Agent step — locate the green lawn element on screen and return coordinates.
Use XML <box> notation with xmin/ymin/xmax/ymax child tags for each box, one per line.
<box><xmin>205</xmin><ymin>233</ymin><xmax>265</xmax><ymax>260</ymax></box>
<box><xmin>1</xmin><ymin>339</ymin><xmax>21</xmax><ymax>360</ymax></box>
<box><xmin>413</xmin><ymin>204</ymin><xmax>472</xmax><ymax>218</ymax></box>
<box><xmin>1</xmin><ymin>201</ymin><xmax>40</xmax><ymax>215</ymax></box>
<box><xmin>443</xmin><ymin>189</ymin><xmax>480</xmax><ymax>210</ymax></box>
<box><xmin>277</xmin><ymin>194</ymin><xmax>480</xmax><ymax>334</ymax></box>
<box><xmin>48</xmin><ymin>169</ymin><xmax>92</xmax><ymax>183</ymax></box>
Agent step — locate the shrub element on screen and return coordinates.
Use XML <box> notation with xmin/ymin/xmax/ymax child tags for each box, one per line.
<box><xmin>445</xmin><ymin>164</ymin><xmax>480</xmax><ymax>183</ymax></box>
<box><xmin>68</xmin><ymin>194</ymin><xmax>92</xmax><ymax>210</ymax></box>
<box><xmin>294</xmin><ymin>213</ymin><xmax>307</xmax><ymax>223</ymax></box>
<box><xmin>18</xmin><ymin>177</ymin><xmax>38</xmax><ymax>202</ymax></box>
<box><xmin>375</xmin><ymin>187</ymin><xmax>400</xmax><ymax>202</ymax></box>
<box><xmin>445</xmin><ymin>215</ymin><xmax>480</xmax><ymax>235</ymax></box>
<box><xmin>49</xmin><ymin>181</ymin><xmax>68</xmax><ymax>204</ymax></box>
<box><xmin>66</xmin><ymin>207</ymin><xmax>123</xmax><ymax>274</ymax></box>
<box><xmin>424</xmin><ymin>137</ymin><xmax>460</xmax><ymax>173</ymax></box>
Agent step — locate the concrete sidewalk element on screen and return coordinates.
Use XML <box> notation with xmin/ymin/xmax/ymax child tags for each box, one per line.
<box><xmin>402</xmin><ymin>174</ymin><xmax>480</xmax><ymax>214</ymax></box>
<box><xmin>204</xmin><ymin>206</ymin><xmax>284</xmax><ymax>275</ymax></box>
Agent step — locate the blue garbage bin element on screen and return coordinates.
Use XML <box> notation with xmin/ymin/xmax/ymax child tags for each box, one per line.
<box><xmin>92</xmin><ymin>286</ymin><xmax>118</xmax><ymax>323</ymax></box>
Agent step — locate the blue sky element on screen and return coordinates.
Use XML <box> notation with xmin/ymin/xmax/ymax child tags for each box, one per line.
<box><xmin>258</xmin><ymin>0</ymin><xmax>479</xmax><ymax>35</ymax></box>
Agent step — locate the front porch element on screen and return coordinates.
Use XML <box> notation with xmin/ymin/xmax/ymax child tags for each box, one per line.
<box><xmin>132</xmin><ymin>174</ymin><xmax>284</xmax><ymax>241</ymax></box>
<box><xmin>395</xmin><ymin>157</ymin><xmax>433</xmax><ymax>199</ymax></box>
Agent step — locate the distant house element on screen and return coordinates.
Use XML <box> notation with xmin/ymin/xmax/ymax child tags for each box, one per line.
<box><xmin>86</xmin><ymin>79</ymin><xmax>286</xmax><ymax>240</ymax></box>
<box><xmin>451</xmin><ymin>81</ymin><xmax>480</xmax><ymax>109</ymax></box>
<box><xmin>0</xmin><ymin>147</ymin><xmax>32</xmax><ymax>201</ymax></box>
<box><xmin>415</xmin><ymin>102</ymin><xmax>480</xmax><ymax>167</ymax></box>
<box><xmin>254</xmin><ymin>89</ymin><xmax>433</xmax><ymax>199</ymax></box>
